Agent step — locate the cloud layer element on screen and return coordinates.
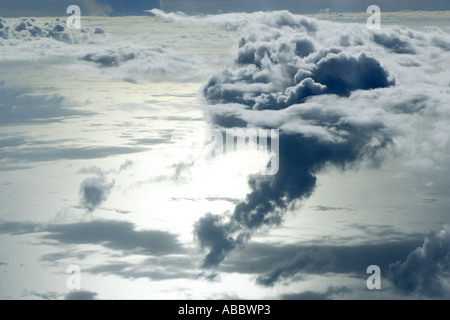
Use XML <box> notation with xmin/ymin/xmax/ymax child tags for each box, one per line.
<box><xmin>0</xmin><ymin>17</ymin><xmax>202</xmax><ymax>83</ymax></box>
<box><xmin>0</xmin><ymin>17</ymin><xmax>105</xmax><ymax>44</ymax></box>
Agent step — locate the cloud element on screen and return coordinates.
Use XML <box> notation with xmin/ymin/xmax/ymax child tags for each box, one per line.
<box><xmin>372</xmin><ymin>31</ymin><xmax>416</xmax><ymax>54</ymax></box>
<box><xmin>86</xmin><ymin>256</ymin><xmax>194</xmax><ymax>280</ymax></box>
<box><xmin>0</xmin><ymin>81</ymin><xmax>91</xmax><ymax>125</ymax></box>
<box><xmin>312</xmin><ymin>205</ymin><xmax>353</xmax><ymax>212</ymax></box>
<box><xmin>281</xmin><ymin>286</ymin><xmax>351</xmax><ymax>300</ymax></box>
<box><xmin>218</xmin><ymin>235</ymin><xmax>423</xmax><ymax>284</ymax></box>
<box><xmin>388</xmin><ymin>226</ymin><xmax>450</xmax><ymax>298</ymax></box>
<box><xmin>256</xmin><ymin>248</ymin><xmax>337</xmax><ymax>286</ymax></box>
<box><xmin>119</xmin><ymin>159</ymin><xmax>133</xmax><ymax>172</ymax></box>
<box><xmin>149</xmin><ymin>10</ymin><xmax>450</xmax><ymax>269</ymax></box>
<box><xmin>0</xmin><ymin>219</ymin><xmax>183</xmax><ymax>256</ymax></box>
<box><xmin>152</xmin><ymin>1</ymin><xmax>450</xmax><ymax>14</ymax></box>
<box><xmin>76</xmin><ymin>42</ymin><xmax>203</xmax><ymax>82</ymax></box>
<box><xmin>204</xmin><ymin>50</ymin><xmax>394</xmax><ymax>109</ymax></box>
<box><xmin>0</xmin><ymin>18</ymin><xmax>202</xmax><ymax>84</ymax></box>
<box><xmin>0</xmin><ymin>17</ymin><xmax>105</xmax><ymax>44</ymax></box>
<box><xmin>76</xmin><ymin>160</ymin><xmax>138</xmax><ymax>212</ymax></box>
<box><xmin>0</xmin><ymin>146</ymin><xmax>146</xmax><ymax>166</ymax></box>
<box><xmin>65</xmin><ymin>290</ymin><xmax>98</xmax><ymax>300</ymax></box>
<box><xmin>0</xmin><ymin>221</ymin><xmax>43</xmax><ymax>234</ymax></box>
<box><xmin>79</xmin><ymin>173</ymin><xmax>115</xmax><ymax>212</ymax></box>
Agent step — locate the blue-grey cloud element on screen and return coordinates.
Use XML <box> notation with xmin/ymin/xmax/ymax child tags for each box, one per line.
<box><xmin>77</xmin><ymin>42</ymin><xmax>203</xmax><ymax>83</ymax></box>
<box><xmin>0</xmin><ymin>145</ymin><xmax>145</xmax><ymax>164</ymax></box>
<box><xmin>44</xmin><ymin>220</ymin><xmax>183</xmax><ymax>255</ymax></box>
<box><xmin>281</xmin><ymin>286</ymin><xmax>351</xmax><ymax>300</ymax></box>
<box><xmin>85</xmin><ymin>256</ymin><xmax>194</xmax><ymax>280</ymax></box>
<box><xmin>388</xmin><ymin>226</ymin><xmax>450</xmax><ymax>298</ymax></box>
<box><xmin>0</xmin><ymin>219</ymin><xmax>183</xmax><ymax>255</ymax></box>
<box><xmin>79</xmin><ymin>173</ymin><xmax>115</xmax><ymax>212</ymax></box>
<box><xmin>0</xmin><ymin>17</ymin><xmax>105</xmax><ymax>43</ymax></box>
<box><xmin>65</xmin><ymin>290</ymin><xmax>98</xmax><ymax>300</ymax></box>
<box><xmin>0</xmin><ymin>81</ymin><xmax>92</xmax><ymax>125</ymax></box>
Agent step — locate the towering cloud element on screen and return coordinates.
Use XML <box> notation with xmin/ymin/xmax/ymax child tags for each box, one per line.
<box><xmin>186</xmin><ymin>11</ymin><xmax>401</xmax><ymax>268</ymax></box>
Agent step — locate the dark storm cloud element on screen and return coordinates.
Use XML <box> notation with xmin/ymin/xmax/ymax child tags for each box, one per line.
<box><xmin>203</xmin><ymin>36</ymin><xmax>394</xmax><ymax>110</ymax></box>
<box><xmin>65</xmin><ymin>290</ymin><xmax>98</xmax><ymax>300</ymax></box>
<box><xmin>195</xmin><ymin>122</ymin><xmax>393</xmax><ymax>268</ymax></box>
<box><xmin>388</xmin><ymin>226</ymin><xmax>450</xmax><ymax>298</ymax></box>
<box><xmin>254</xmin><ymin>52</ymin><xmax>394</xmax><ymax>109</ymax></box>
<box><xmin>0</xmin><ymin>81</ymin><xmax>91</xmax><ymax>125</ymax></box>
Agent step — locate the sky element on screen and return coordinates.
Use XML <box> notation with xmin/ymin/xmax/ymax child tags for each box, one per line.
<box><xmin>0</xmin><ymin>1</ymin><xmax>449</xmax><ymax>300</ymax></box>
<box><xmin>1</xmin><ymin>0</ymin><xmax>450</xmax><ymax>16</ymax></box>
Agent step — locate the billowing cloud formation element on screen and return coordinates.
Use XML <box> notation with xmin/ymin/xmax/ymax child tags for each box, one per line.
<box><xmin>389</xmin><ymin>226</ymin><xmax>450</xmax><ymax>298</ymax></box>
<box><xmin>79</xmin><ymin>171</ymin><xmax>115</xmax><ymax>211</ymax></box>
<box><xmin>77</xmin><ymin>42</ymin><xmax>202</xmax><ymax>82</ymax></box>
<box><xmin>149</xmin><ymin>10</ymin><xmax>450</xmax><ymax>268</ymax></box>
<box><xmin>189</xmin><ymin>12</ymin><xmax>396</xmax><ymax>268</ymax></box>
<box><xmin>204</xmin><ymin>45</ymin><xmax>395</xmax><ymax>109</ymax></box>
<box><xmin>0</xmin><ymin>17</ymin><xmax>105</xmax><ymax>44</ymax></box>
